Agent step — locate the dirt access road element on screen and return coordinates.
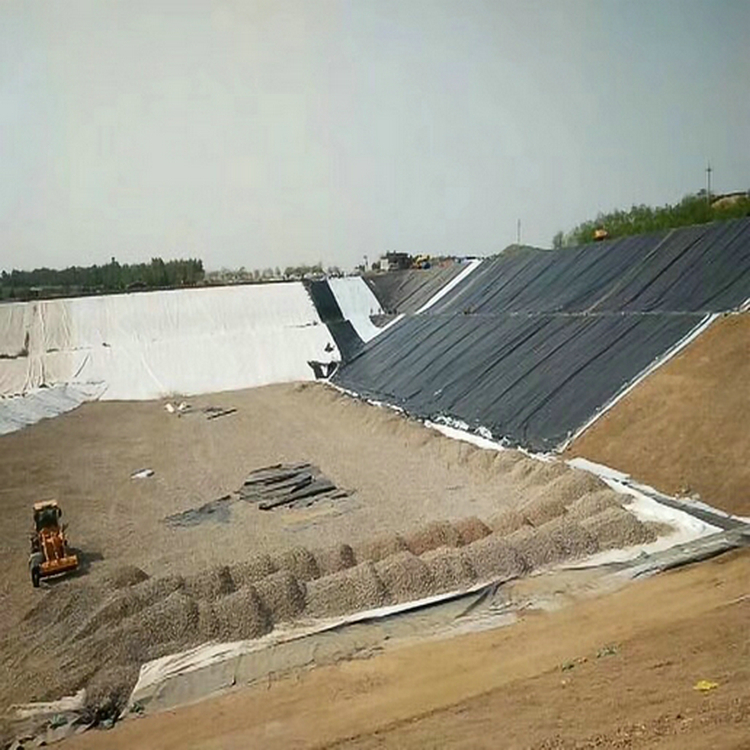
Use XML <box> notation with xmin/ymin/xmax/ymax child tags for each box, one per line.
<box><xmin>62</xmin><ymin>548</ymin><xmax>750</xmax><ymax>750</ymax></box>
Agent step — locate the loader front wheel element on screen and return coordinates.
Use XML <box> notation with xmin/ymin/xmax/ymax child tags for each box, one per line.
<box><xmin>31</xmin><ymin>566</ymin><xmax>41</xmax><ymax>588</ymax></box>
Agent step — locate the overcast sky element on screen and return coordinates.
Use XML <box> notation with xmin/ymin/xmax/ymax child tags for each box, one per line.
<box><xmin>1</xmin><ymin>1</ymin><xmax>748</xmax><ymax>272</ymax></box>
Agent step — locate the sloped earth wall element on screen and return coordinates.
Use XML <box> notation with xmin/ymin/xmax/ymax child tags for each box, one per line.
<box><xmin>335</xmin><ymin>218</ymin><xmax>750</xmax><ymax>451</ymax></box>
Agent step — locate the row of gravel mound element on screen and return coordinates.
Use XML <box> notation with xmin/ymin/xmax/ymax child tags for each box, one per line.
<box><xmin>10</xmin><ymin>492</ymin><xmax>663</xmax><ymax>719</ymax></box>
<box><xmin>581</xmin><ymin>506</ymin><xmax>659</xmax><ymax>548</ymax></box>
<box><xmin>68</xmin><ymin>504</ymin><xmax>656</xmax><ymax>650</ymax></box>
<box><xmin>305</xmin><ymin>561</ymin><xmax>387</xmax><ymax>618</ymax></box>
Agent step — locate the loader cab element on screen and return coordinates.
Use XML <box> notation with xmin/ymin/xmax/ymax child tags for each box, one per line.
<box><xmin>33</xmin><ymin>501</ymin><xmax>62</xmax><ymax>532</ymax></box>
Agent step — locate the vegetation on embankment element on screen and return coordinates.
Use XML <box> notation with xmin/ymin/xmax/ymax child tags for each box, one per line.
<box><xmin>553</xmin><ymin>191</ymin><xmax>750</xmax><ymax>248</ymax></box>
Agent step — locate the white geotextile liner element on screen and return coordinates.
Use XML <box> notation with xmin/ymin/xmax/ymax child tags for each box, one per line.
<box><xmin>0</xmin><ymin>284</ymin><xmax>336</xmax><ymax>401</ymax></box>
<box><xmin>0</xmin><ymin>383</ymin><xmax>106</xmax><ymax>435</ymax></box>
<box><xmin>128</xmin><ymin>583</ymin><xmax>489</xmax><ymax>712</ymax></box>
<box><xmin>327</xmin><ymin>277</ymin><xmax>384</xmax><ymax>342</ymax></box>
<box><xmin>566</xmin><ymin>457</ymin><xmax>721</xmax><ymax>566</ymax></box>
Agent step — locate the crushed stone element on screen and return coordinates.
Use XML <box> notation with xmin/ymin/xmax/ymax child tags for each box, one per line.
<box><xmin>304</xmin><ymin>562</ymin><xmax>388</xmax><ymax>618</ymax></box>
<box><xmin>375</xmin><ymin>552</ymin><xmax>436</xmax><ymax>603</ymax></box>
<box><xmin>184</xmin><ymin>565</ymin><xmax>235</xmax><ymax>601</ymax></box>
<box><xmin>404</xmin><ymin>521</ymin><xmax>463</xmax><ymax>556</ymax></box>
<box><xmin>271</xmin><ymin>546</ymin><xmax>320</xmax><ymax>582</ymax></box>
<box><xmin>229</xmin><ymin>554</ymin><xmax>277</xmax><ymax>587</ymax></box>
<box><xmin>452</xmin><ymin>517</ymin><xmax>492</xmax><ymax>545</ymax></box>
<box><xmin>422</xmin><ymin>547</ymin><xmax>477</xmax><ymax>592</ymax></box>
<box><xmin>567</xmin><ymin>489</ymin><xmax>623</xmax><ymax>520</ymax></box>
<box><xmin>353</xmin><ymin>534</ymin><xmax>409</xmax><ymax>563</ymax></box>
<box><xmin>463</xmin><ymin>534</ymin><xmax>528</xmax><ymax>581</ymax></box>
<box><xmin>581</xmin><ymin>507</ymin><xmax>659</xmax><ymax>549</ymax></box>
<box><xmin>313</xmin><ymin>543</ymin><xmax>357</xmax><ymax>577</ymax></box>
<box><xmin>254</xmin><ymin>570</ymin><xmax>306</xmax><ymax>624</ymax></box>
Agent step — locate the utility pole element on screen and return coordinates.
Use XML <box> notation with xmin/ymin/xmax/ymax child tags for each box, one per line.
<box><xmin>706</xmin><ymin>162</ymin><xmax>712</xmax><ymax>205</ymax></box>
<box><xmin>517</xmin><ymin>219</ymin><xmax>521</xmax><ymax>246</ymax></box>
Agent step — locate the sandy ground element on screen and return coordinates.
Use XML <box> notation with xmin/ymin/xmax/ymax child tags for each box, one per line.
<box><xmin>0</xmin><ymin>382</ymin><xmax>531</xmax><ymax>636</ymax></box>
<box><xmin>58</xmin><ymin>548</ymin><xmax>750</xmax><ymax>750</ymax></box>
<box><xmin>3</xmin><ymin>381</ymin><xmax>648</xmax><ymax>716</ymax></box>
<box><xmin>568</xmin><ymin>312</ymin><xmax>750</xmax><ymax>517</ymax></box>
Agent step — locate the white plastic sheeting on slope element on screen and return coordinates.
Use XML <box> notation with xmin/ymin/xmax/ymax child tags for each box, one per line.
<box><xmin>327</xmin><ymin>277</ymin><xmax>384</xmax><ymax>342</ymax></box>
<box><xmin>0</xmin><ymin>384</ymin><xmax>107</xmax><ymax>435</ymax></box>
<box><xmin>0</xmin><ymin>284</ymin><xmax>337</xmax><ymax>404</ymax></box>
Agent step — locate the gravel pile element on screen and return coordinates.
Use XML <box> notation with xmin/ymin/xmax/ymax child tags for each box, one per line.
<box><xmin>304</xmin><ymin>561</ymin><xmax>388</xmax><ymax>618</ymax></box>
<box><xmin>272</xmin><ymin>546</ymin><xmax>320</xmax><ymax>582</ymax></box>
<box><xmin>422</xmin><ymin>548</ymin><xmax>477</xmax><ymax>591</ymax></box>
<box><xmin>516</xmin><ymin>460</ymin><xmax>569</xmax><ymax>487</ymax></box>
<box><xmin>505</xmin><ymin>526</ymin><xmax>566</xmax><ymax>569</ymax></box>
<box><xmin>520</xmin><ymin>495</ymin><xmax>568</xmax><ymax>526</ymax></box>
<box><xmin>254</xmin><ymin>570</ymin><xmax>306</xmax><ymax>623</ymax></box>
<box><xmin>23</xmin><ymin>583</ymin><xmax>104</xmax><ymax>633</ymax></box>
<box><xmin>184</xmin><ymin>565</ymin><xmax>235</xmax><ymax>601</ymax></box>
<box><xmin>82</xmin><ymin>664</ymin><xmax>141</xmax><ymax>724</ymax></box>
<box><xmin>314</xmin><ymin>543</ymin><xmax>357</xmax><ymax>576</ymax></box>
<box><xmin>229</xmin><ymin>554</ymin><xmax>277</xmax><ymax>586</ymax></box>
<box><xmin>198</xmin><ymin>585</ymin><xmax>271</xmax><ymax>641</ymax></box>
<box><xmin>103</xmin><ymin>565</ymin><xmax>150</xmax><ymax>589</ymax></box>
<box><xmin>405</xmin><ymin>521</ymin><xmax>463</xmax><ymax>556</ymax></box>
<box><xmin>107</xmin><ymin>592</ymin><xmax>200</xmax><ymax>663</ymax></box>
<box><xmin>375</xmin><ymin>552</ymin><xmax>436</xmax><ymax>603</ymax></box>
<box><xmin>463</xmin><ymin>535</ymin><xmax>528</xmax><ymax>581</ymax></box>
<box><xmin>542</xmin><ymin>516</ymin><xmax>600</xmax><ymax>558</ymax></box>
<box><xmin>452</xmin><ymin>517</ymin><xmax>492</xmax><ymax>545</ymax></box>
<box><xmin>567</xmin><ymin>489</ymin><xmax>623</xmax><ymax>520</ymax></box>
<box><xmin>73</xmin><ymin>575</ymin><xmax>185</xmax><ymax>641</ymax></box>
<box><xmin>508</xmin><ymin>457</ymin><xmax>542</xmax><ymax>483</ymax></box>
<box><xmin>581</xmin><ymin>507</ymin><xmax>659</xmax><ymax>549</ymax></box>
<box><xmin>541</xmin><ymin>471</ymin><xmax>605</xmax><ymax>505</ymax></box>
<box><xmin>491</xmin><ymin>450</ymin><xmax>526</xmax><ymax>472</ymax></box>
<box><xmin>353</xmin><ymin>533</ymin><xmax>409</xmax><ymax>562</ymax></box>
<box><xmin>487</xmin><ymin>509</ymin><xmax>529</xmax><ymax>536</ymax></box>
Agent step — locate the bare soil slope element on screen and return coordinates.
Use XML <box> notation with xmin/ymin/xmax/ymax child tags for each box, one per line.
<box><xmin>568</xmin><ymin>313</ymin><xmax>750</xmax><ymax>516</ymax></box>
<box><xmin>60</xmin><ymin>549</ymin><xmax>750</xmax><ymax>750</ymax></box>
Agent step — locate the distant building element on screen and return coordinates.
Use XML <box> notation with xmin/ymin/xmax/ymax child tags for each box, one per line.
<box><xmin>384</xmin><ymin>252</ymin><xmax>412</xmax><ymax>271</ymax></box>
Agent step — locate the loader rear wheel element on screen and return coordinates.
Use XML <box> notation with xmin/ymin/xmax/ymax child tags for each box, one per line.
<box><xmin>31</xmin><ymin>566</ymin><xmax>41</xmax><ymax>588</ymax></box>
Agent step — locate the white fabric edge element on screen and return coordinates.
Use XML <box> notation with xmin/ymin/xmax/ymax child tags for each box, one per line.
<box><xmin>415</xmin><ymin>258</ymin><xmax>483</xmax><ymax>314</ymax></box>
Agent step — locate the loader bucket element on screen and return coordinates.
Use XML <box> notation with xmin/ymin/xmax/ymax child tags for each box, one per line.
<box><xmin>40</xmin><ymin>554</ymin><xmax>79</xmax><ymax>578</ymax></box>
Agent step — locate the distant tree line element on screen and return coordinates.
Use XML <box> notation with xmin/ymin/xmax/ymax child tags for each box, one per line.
<box><xmin>1</xmin><ymin>257</ymin><xmax>204</xmax><ymax>301</ymax></box>
<box><xmin>553</xmin><ymin>191</ymin><xmax>750</xmax><ymax>248</ymax></box>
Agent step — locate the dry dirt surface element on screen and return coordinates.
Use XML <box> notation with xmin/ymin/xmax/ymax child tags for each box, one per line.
<box><xmin>568</xmin><ymin>312</ymin><xmax>750</xmax><ymax>517</ymax></box>
<box><xmin>58</xmin><ymin>549</ymin><xmax>750</xmax><ymax>750</ymax></box>
<box><xmin>1</xmin><ymin>382</ymin><xmax>657</xmax><ymax>716</ymax></box>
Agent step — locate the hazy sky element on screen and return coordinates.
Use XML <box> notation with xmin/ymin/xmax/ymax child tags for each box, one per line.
<box><xmin>1</xmin><ymin>1</ymin><xmax>748</xmax><ymax>272</ymax></box>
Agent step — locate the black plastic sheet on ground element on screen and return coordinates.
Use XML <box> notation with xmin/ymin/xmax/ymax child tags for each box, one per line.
<box><xmin>305</xmin><ymin>280</ymin><xmax>365</xmax><ymax>362</ymax></box>
<box><xmin>335</xmin><ymin>312</ymin><xmax>703</xmax><ymax>451</ymax></box>
<box><xmin>364</xmin><ymin>265</ymin><xmax>465</xmax><ymax>314</ymax></box>
<box><xmin>432</xmin><ymin>218</ymin><xmax>750</xmax><ymax>316</ymax></box>
<box><xmin>335</xmin><ymin>219</ymin><xmax>750</xmax><ymax>450</ymax></box>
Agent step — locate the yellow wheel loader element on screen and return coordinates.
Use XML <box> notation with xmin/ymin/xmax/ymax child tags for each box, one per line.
<box><xmin>29</xmin><ymin>501</ymin><xmax>79</xmax><ymax>587</ymax></box>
